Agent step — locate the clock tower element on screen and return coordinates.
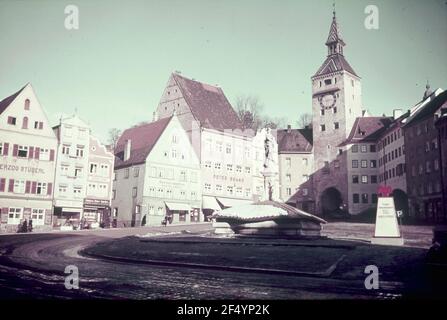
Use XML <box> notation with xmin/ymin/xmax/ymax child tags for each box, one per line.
<box><xmin>311</xmin><ymin>8</ymin><xmax>363</xmax><ymax>216</ymax></box>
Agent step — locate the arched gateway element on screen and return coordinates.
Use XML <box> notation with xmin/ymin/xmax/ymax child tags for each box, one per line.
<box><xmin>320</xmin><ymin>187</ymin><xmax>343</xmax><ymax>216</ymax></box>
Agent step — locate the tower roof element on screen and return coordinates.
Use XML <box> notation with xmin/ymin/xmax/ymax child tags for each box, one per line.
<box><xmin>313</xmin><ymin>7</ymin><xmax>358</xmax><ymax>78</ymax></box>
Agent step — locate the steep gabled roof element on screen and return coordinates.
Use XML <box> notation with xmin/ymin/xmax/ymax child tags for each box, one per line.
<box><xmin>114</xmin><ymin>116</ymin><xmax>172</xmax><ymax>169</ymax></box>
<box><xmin>341</xmin><ymin>117</ymin><xmax>393</xmax><ymax>145</ymax></box>
<box><xmin>313</xmin><ymin>54</ymin><xmax>358</xmax><ymax>78</ymax></box>
<box><xmin>276</xmin><ymin>128</ymin><xmax>313</xmax><ymax>153</ymax></box>
<box><xmin>404</xmin><ymin>89</ymin><xmax>447</xmax><ymax>127</ymax></box>
<box><xmin>172</xmin><ymin>73</ymin><xmax>243</xmax><ymax>131</ymax></box>
<box><xmin>0</xmin><ymin>84</ymin><xmax>27</xmax><ymax>115</ymax></box>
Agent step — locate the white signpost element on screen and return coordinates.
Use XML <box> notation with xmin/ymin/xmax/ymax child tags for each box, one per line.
<box><xmin>371</xmin><ymin>197</ymin><xmax>404</xmax><ymax>246</ymax></box>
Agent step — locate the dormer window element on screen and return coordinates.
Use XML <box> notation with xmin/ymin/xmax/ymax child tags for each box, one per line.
<box><xmin>24</xmin><ymin>99</ymin><xmax>30</xmax><ymax>110</ymax></box>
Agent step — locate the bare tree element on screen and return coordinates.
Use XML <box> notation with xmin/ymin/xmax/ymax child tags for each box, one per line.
<box><xmin>234</xmin><ymin>95</ymin><xmax>264</xmax><ymax>131</ymax></box>
<box><xmin>297</xmin><ymin>113</ymin><xmax>313</xmax><ymax>129</ymax></box>
<box><xmin>262</xmin><ymin>116</ymin><xmax>288</xmax><ymax>129</ymax></box>
<box><xmin>107</xmin><ymin>128</ymin><xmax>122</xmax><ymax>153</ymax></box>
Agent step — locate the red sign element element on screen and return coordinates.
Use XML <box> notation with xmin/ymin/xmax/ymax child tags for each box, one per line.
<box><xmin>378</xmin><ymin>185</ymin><xmax>393</xmax><ymax>197</ymax></box>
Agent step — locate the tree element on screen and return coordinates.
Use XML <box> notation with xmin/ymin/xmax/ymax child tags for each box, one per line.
<box><xmin>297</xmin><ymin>113</ymin><xmax>313</xmax><ymax>129</ymax></box>
<box><xmin>107</xmin><ymin>128</ymin><xmax>122</xmax><ymax>152</ymax></box>
<box><xmin>234</xmin><ymin>95</ymin><xmax>264</xmax><ymax>131</ymax></box>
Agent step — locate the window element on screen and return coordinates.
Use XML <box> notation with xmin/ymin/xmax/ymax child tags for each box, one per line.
<box><xmin>334</xmin><ymin>160</ymin><xmax>340</xmax><ymax>168</ymax></box>
<box><xmin>361</xmin><ymin>160</ymin><xmax>367</xmax><ymax>168</ymax></box>
<box><xmin>245</xmin><ymin>188</ymin><xmax>251</xmax><ymax>197</ymax></box>
<box><xmin>435</xmin><ymin>159</ymin><xmax>440</xmax><ymax>171</ymax></box>
<box><xmin>64</xmin><ymin>126</ymin><xmax>73</xmax><ymax>137</ymax></box>
<box><xmin>370</xmin><ymin>160</ymin><xmax>377</xmax><ymax>168</ymax></box>
<box><xmin>88</xmin><ymin>163</ymin><xmax>97</xmax><ymax>174</ymax></box>
<box><xmin>361</xmin><ymin>193</ymin><xmax>369</xmax><ymax>204</ymax></box>
<box><xmin>171</xmin><ymin>148</ymin><xmax>177</xmax><ymax>158</ymax></box>
<box><xmin>361</xmin><ymin>145</ymin><xmax>367</xmax><ymax>153</ymax></box>
<box><xmin>245</xmin><ymin>167</ymin><xmax>251</xmax><ymax>174</ymax></box>
<box><xmin>334</xmin><ymin>122</ymin><xmax>339</xmax><ymax>130</ymax></box>
<box><xmin>333</xmin><ymin>107</ymin><xmax>337</xmax><ymax>114</ymax></box>
<box><xmin>214</xmin><ymin>162</ymin><xmax>221</xmax><ymax>170</ymax></box>
<box><xmin>286</xmin><ymin>188</ymin><xmax>292</xmax><ymax>196</ymax></box>
<box><xmin>227</xmin><ymin>186</ymin><xmax>233</xmax><ymax>195</ymax></box>
<box><xmin>7</xmin><ymin>116</ymin><xmax>16</xmax><ymax>125</ymax></box>
<box><xmin>286</xmin><ymin>174</ymin><xmax>291</xmax><ymax>182</ymax></box>
<box><xmin>352</xmin><ymin>175</ymin><xmax>359</xmax><ymax>184</ymax></box>
<box><xmin>353</xmin><ymin>194</ymin><xmax>359</xmax><ymax>204</ymax></box>
<box><xmin>352</xmin><ymin>160</ymin><xmax>359</xmax><ymax>168</ymax></box>
<box><xmin>74</xmin><ymin>167</ymin><xmax>82</xmax><ymax>177</ymax></box>
<box><xmin>36</xmin><ymin>182</ymin><xmax>47</xmax><ymax>195</ymax></box>
<box><xmin>76</xmin><ymin>147</ymin><xmax>84</xmax><ymax>158</ymax></box>
<box><xmin>352</xmin><ymin>145</ymin><xmax>358</xmax><ymax>153</ymax></box>
<box><xmin>31</xmin><ymin>209</ymin><xmax>45</xmax><ymax>225</ymax></box>
<box><xmin>135</xmin><ymin>205</ymin><xmax>140</xmax><ymax>214</ymax></box>
<box><xmin>286</xmin><ymin>157</ymin><xmax>291</xmax><ymax>167</ymax></box>
<box><xmin>8</xmin><ymin>207</ymin><xmax>22</xmax><ymax>224</ymax></box>
<box><xmin>62</xmin><ymin>145</ymin><xmax>70</xmax><ymax>155</ymax></box>
<box><xmin>172</xmin><ymin>135</ymin><xmax>177</xmax><ymax>144</ymax></box>
<box><xmin>16</xmin><ymin>145</ymin><xmax>28</xmax><ymax>158</ymax></box>
<box><xmin>180</xmin><ymin>170</ymin><xmax>187</xmax><ymax>181</ymax></box>
<box><xmin>215</xmin><ymin>184</ymin><xmax>222</xmax><ymax>193</ymax></box>
<box><xmin>226</xmin><ymin>144</ymin><xmax>232</xmax><ymax>154</ymax></box>
<box><xmin>59</xmin><ymin>185</ymin><xmax>67</xmax><ymax>194</ymax></box>
<box><xmin>132</xmin><ymin>187</ymin><xmax>137</xmax><ymax>198</ymax></box>
<box><xmin>204</xmin><ymin>183</ymin><xmax>212</xmax><ymax>192</ymax></box>
<box><xmin>361</xmin><ymin>175</ymin><xmax>368</xmax><ymax>184</ymax></box>
<box><xmin>320</xmin><ymin>109</ymin><xmax>325</xmax><ymax>116</ymax></box>
<box><xmin>370</xmin><ymin>145</ymin><xmax>376</xmax><ymax>152</ymax></box>
<box><xmin>61</xmin><ymin>165</ymin><xmax>69</xmax><ymax>176</ymax></box>
<box><xmin>302</xmin><ymin>174</ymin><xmax>309</xmax><ymax>182</ymax></box>
<box><xmin>24</xmin><ymin>99</ymin><xmax>30</xmax><ymax>110</ymax></box>
<box><xmin>124</xmin><ymin>168</ymin><xmax>130</xmax><ymax>178</ymax></box>
<box><xmin>13</xmin><ymin>180</ymin><xmax>25</xmax><ymax>193</ymax></box>
<box><xmin>426</xmin><ymin>161</ymin><xmax>431</xmax><ymax>173</ymax></box>
<box><xmin>39</xmin><ymin>148</ymin><xmax>50</xmax><ymax>161</ymax></box>
<box><xmin>204</xmin><ymin>161</ymin><xmax>212</xmax><ymax>168</ymax></box>
<box><xmin>134</xmin><ymin>167</ymin><xmax>139</xmax><ymax>177</ymax></box>
<box><xmin>226</xmin><ymin>164</ymin><xmax>233</xmax><ymax>172</ymax></box>
<box><xmin>324</xmin><ymin>79</ymin><xmax>332</xmax><ymax>85</ymax></box>
<box><xmin>372</xmin><ymin>194</ymin><xmax>378</xmax><ymax>204</ymax></box>
<box><xmin>371</xmin><ymin>175</ymin><xmax>378</xmax><ymax>184</ymax></box>
<box><xmin>22</xmin><ymin>117</ymin><xmax>28</xmax><ymax>129</ymax></box>
<box><xmin>302</xmin><ymin>188</ymin><xmax>309</xmax><ymax>196</ymax></box>
<box><xmin>320</xmin><ymin>124</ymin><xmax>326</xmax><ymax>132</ymax></box>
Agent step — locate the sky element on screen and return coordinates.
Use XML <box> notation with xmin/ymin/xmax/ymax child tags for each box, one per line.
<box><xmin>0</xmin><ymin>0</ymin><xmax>446</xmax><ymax>143</ymax></box>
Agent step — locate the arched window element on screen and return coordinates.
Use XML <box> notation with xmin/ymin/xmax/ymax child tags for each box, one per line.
<box><xmin>24</xmin><ymin>99</ymin><xmax>30</xmax><ymax>110</ymax></box>
<box><xmin>22</xmin><ymin>116</ymin><xmax>29</xmax><ymax>129</ymax></box>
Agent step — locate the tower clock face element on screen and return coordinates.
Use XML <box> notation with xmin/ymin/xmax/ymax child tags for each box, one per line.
<box><xmin>320</xmin><ymin>93</ymin><xmax>336</xmax><ymax>108</ymax></box>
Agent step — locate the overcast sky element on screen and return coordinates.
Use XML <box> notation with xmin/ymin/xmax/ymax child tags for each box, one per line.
<box><xmin>1</xmin><ymin>0</ymin><xmax>446</xmax><ymax>143</ymax></box>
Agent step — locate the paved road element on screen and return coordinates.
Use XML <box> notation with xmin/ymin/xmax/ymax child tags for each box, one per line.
<box><xmin>0</xmin><ymin>223</ymin><xmax>427</xmax><ymax>299</ymax></box>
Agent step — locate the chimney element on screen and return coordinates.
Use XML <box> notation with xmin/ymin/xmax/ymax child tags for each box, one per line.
<box><xmin>393</xmin><ymin>109</ymin><xmax>403</xmax><ymax>119</ymax></box>
<box><xmin>124</xmin><ymin>139</ymin><xmax>132</xmax><ymax>161</ymax></box>
<box><xmin>287</xmin><ymin>124</ymin><xmax>291</xmax><ymax>133</ymax></box>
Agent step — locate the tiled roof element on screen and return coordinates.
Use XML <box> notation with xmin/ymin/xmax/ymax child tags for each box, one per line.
<box><xmin>313</xmin><ymin>54</ymin><xmax>358</xmax><ymax>77</ymax></box>
<box><xmin>342</xmin><ymin>117</ymin><xmax>393</xmax><ymax>145</ymax></box>
<box><xmin>276</xmin><ymin>128</ymin><xmax>313</xmax><ymax>153</ymax></box>
<box><xmin>404</xmin><ymin>89</ymin><xmax>447</xmax><ymax>127</ymax></box>
<box><xmin>172</xmin><ymin>73</ymin><xmax>243</xmax><ymax>131</ymax></box>
<box><xmin>114</xmin><ymin>116</ymin><xmax>172</xmax><ymax>169</ymax></box>
<box><xmin>326</xmin><ymin>15</ymin><xmax>344</xmax><ymax>46</ymax></box>
<box><xmin>0</xmin><ymin>84</ymin><xmax>27</xmax><ymax>115</ymax></box>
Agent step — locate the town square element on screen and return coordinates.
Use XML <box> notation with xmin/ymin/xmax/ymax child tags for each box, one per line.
<box><xmin>0</xmin><ymin>0</ymin><xmax>446</xmax><ymax>307</ymax></box>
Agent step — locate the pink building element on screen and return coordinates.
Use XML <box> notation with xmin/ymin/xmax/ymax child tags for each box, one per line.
<box><xmin>84</xmin><ymin>136</ymin><xmax>114</xmax><ymax>227</ymax></box>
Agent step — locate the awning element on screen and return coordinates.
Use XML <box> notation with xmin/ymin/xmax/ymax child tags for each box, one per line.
<box><xmin>202</xmin><ymin>196</ymin><xmax>221</xmax><ymax>211</ymax></box>
<box><xmin>216</xmin><ymin>197</ymin><xmax>253</xmax><ymax>208</ymax></box>
<box><xmin>165</xmin><ymin>202</ymin><xmax>191</xmax><ymax>211</ymax></box>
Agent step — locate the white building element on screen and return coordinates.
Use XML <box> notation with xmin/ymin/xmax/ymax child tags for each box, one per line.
<box><xmin>52</xmin><ymin>115</ymin><xmax>91</xmax><ymax>228</ymax></box>
<box><xmin>0</xmin><ymin>83</ymin><xmax>58</xmax><ymax>232</ymax></box>
<box><xmin>155</xmin><ymin>73</ymin><xmax>260</xmax><ymax>220</ymax></box>
<box><xmin>112</xmin><ymin>115</ymin><xmax>202</xmax><ymax>227</ymax></box>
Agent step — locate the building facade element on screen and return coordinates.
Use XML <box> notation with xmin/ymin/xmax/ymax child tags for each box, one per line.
<box><xmin>112</xmin><ymin>115</ymin><xmax>202</xmax><ymax>227</ymax></box>
<box><xmin>52</xmin><ymin>115</ymin><xmax>90</xmax><ymax>228</ymax></box>
<box><xmin>85</xmin><ymin>135</ymin><xmax>115</xmax><ymax>227</ymax></box>
<box><xmin>276</xmin><ymin>126</ymin><xmax>314</xmax><ymax>212</ymax></box>
<box><xmin>435</xmin><ymin>111</ymin><xmax>447</xmax><ymax>222</ymax></box>
<box><xmin>311</xmin><ymin>10</ymin><xmax>364</xmax><ymax>216</ymax></box>
<box><xmin>403</xmin><ymin>89</ymin><xmax>447</xmax><ymax>222</ymax></box>
<box><xmin>155</xmin><ymin>73</ymin><xmax>264</xmax><ymax>220</ymax></box>
<box><xmin>343</xmin><ymin>117</ymin><xmax>392</xmax><ymax>214</ymax></box>
<box><xmin>0</xmin><ymin>84</ymin><xmax>58</xmax><ymax>232</ymax></box>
